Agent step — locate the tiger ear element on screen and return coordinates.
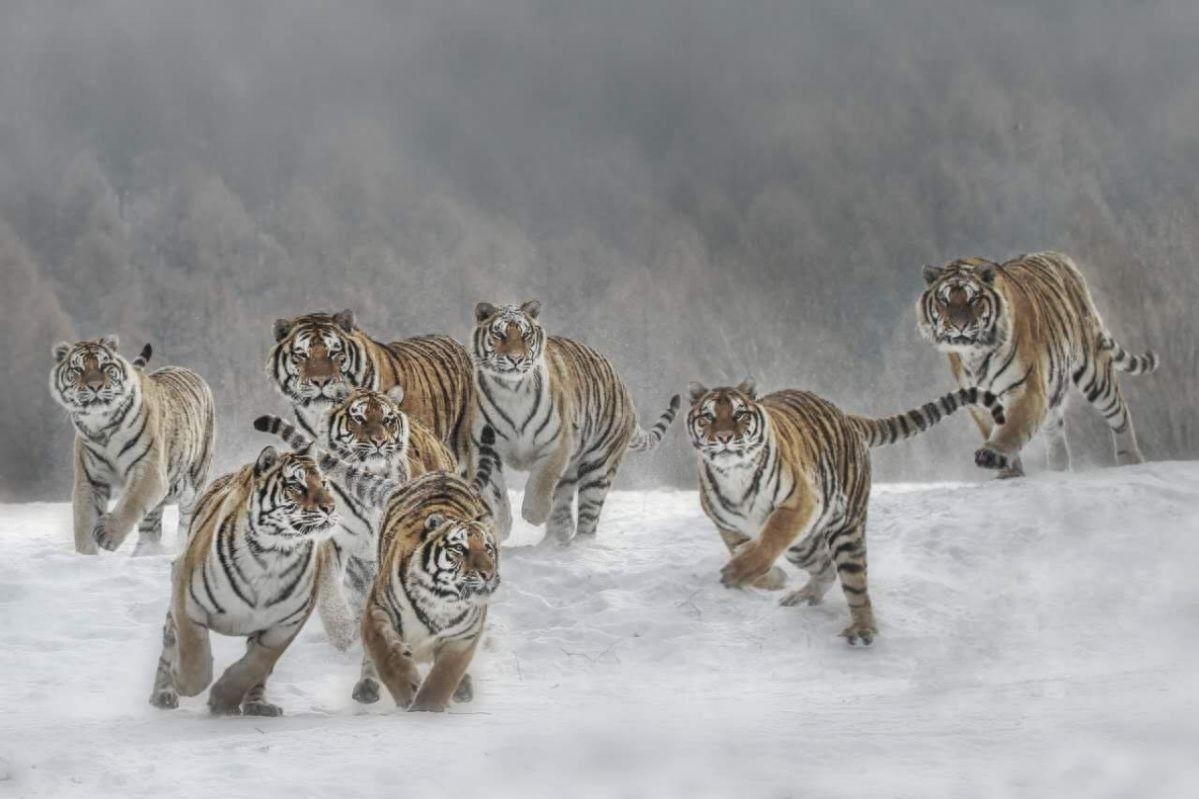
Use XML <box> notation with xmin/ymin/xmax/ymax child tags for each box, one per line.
<box><xmin>333</xmin><ymin>309</ymin><xmax>356</xmax><ymax>333</ymax></box>
<box><xmin>687</xmin><ymin>381</ymin><xmax>709</xmax><ymax>405</ymax></box>
<box><xmin>53</xmin><ymin>341</ymin><xmax>72</xmax><ymax>363</ymax></box>
<box><xmin>922</xmin><ymin>265</ymin><xmax>944</xmax><ymax>285</ymax></box>
<box><xmin>255</xmin><ymin>446</ymin><xmax>279</xmax><ymax>475</ymax></box>
<box><xmin>385</xmin><ymin>385</ymin><xmax>406</xmax><ymax>406</ymax></box>
<box><xmin>520</xmin><ymin>300</ymin><xmax>542</xmax><ymax>319</ymax></box>
<box><xmin>474</xmin><ymin>302</ymin><xmax>498</xmax><ymax>324</ymax></box>
<box><xmin>424</xmin><ymin>512</ymin><xmax>446</xmax><ymax>535</ymax></box>
<box><xmin>273</xmin><ymin>318</ymin><xmax>292</xmax><ymax>342</ymax></box>
<box><xmin>978</xmin><ymin>263</ymin><xmax>997</xmax><ymax>285</ymax></box>
<box><xmin>736</xmin><ymin>377</ymin><xmax>757</xmax><ymax>399</ymax></box>
<box><xmin>99</xmin><ymin>334</ymin><xmax>119</xmax><ymax>351</ymax></box>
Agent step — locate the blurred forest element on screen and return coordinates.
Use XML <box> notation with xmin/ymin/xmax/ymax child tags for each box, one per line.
<box><xmin>2</xmin><ymin>0</ymin><xmax>1198</xmax><ymax>500</ymax></box>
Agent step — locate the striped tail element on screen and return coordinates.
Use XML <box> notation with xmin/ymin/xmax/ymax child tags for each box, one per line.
<box><xmin>473</xmin><ymin>426</ymin><xmax>499</xmax><ymax>493</ymax></box>
<box><xmin>132</xmin><ymin>343</ymin><xmax>152</xmax><ymax>369</ymax></box>
<box><xmin>850</xmin><ymin>388</ymin><xmax>1005</xmax><ymax>448</ymax></box>
<box><xmin>253</xmin><ymin>414</ymin><xmax>398</xmax><ymax>505</ymax></box>
<box><xmin>628</xmin><ymin>394</ymin><xmax>682</xmax><ymax>452</ymax></box>
<box><xmin>1100</xmin><ymin>332</ymin><xmax>1159</xmax><ymax>375</ymax></box>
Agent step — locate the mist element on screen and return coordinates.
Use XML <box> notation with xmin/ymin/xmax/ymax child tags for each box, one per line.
<box><xmin>3</xmin><ymin>0</ymin><xmax>1198</xmax><ymax>500</ymax></box>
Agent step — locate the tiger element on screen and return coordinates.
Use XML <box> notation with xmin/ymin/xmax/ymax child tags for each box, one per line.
<box><xmin>50</xmin><ymin>336</ymin><xmax>215</xmax><ymax>556</ymax></box>
<box><xmin>147</xmin><ymin>444</ymin><xmax>374</xmax><ymax>715</ymax></box>
<box><xmin>918</xmin><ymin>251</ymin><xmax>1159</xmax><ymax>478</ymax></box>
<box><xmin>687</xmin><ymin>379</ymin><xmax>1004</xmax><ymax>645</ymax></box>
<box><xmin>267</xmin><ymin>309</ymin><xmax>474</xmax><ymax>463</ymax></box>
<box><xmin>470</xmin><ymin>300</ymin><xmax>680</xmax><ymax>544</ymax></box>
<box><xmin>252</xmin><ymin>387</ymin><xmax>456</xmax><ymax>703</ymax></box>
<box><xmin>256</xmin><ymin>417</ymin><xmax>502</xmax><ymax>711</ymax></box>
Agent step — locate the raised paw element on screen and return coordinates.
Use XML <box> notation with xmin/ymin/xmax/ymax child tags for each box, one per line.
<box><xmin>521</xmin><ymin>492</ymin><xmax>553</xmax><ymax>527</ymax></box>
<box><xmin>149</xmin><ymin>688</ymin><xmax>178</xmax><ymax>710</ymax></box>
<box><xmin>720</xmin><ymin>544</ymin><xmax>774</xmax><ymax>589</ymax></box>
<box><xmin>841</xmin><ymin>622</ymin><xmax>877</xmax><ymax>647</ymax></box>
<box><xmin>352</xmin><ymin>678</ymin><xmax>381</xmax><ymax>704</ymax></box>
<box><xmin>452</xmin><ymin>674</ymin><xmax>474</xmax><ymax>704</ymax></box>
<box><xmin>974</xmin><ymin>445</ymin><xmax>1009</xmax><ymax>471</ymax></box>
<box><xmin>242</xmin><ymin>700</ymin><xmax>283</xmax><ymax>717</ymax></box>
<box><xmin>91</xmin><ymin>515</ymin><xmax>126</xmax><ymax>551</ymax></box>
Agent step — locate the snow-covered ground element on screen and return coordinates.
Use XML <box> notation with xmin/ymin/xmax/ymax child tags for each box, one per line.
<box><xmin>2</xmin><ymin>463</ymin><xmax>1198</xmax><ymax>798</ymax></box>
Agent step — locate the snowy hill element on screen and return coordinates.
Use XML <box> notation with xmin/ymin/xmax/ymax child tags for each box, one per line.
<box><xmin>2</xmin><ymin>463</ymin><xmax>1197</xmax><ymax>798</ymax></box>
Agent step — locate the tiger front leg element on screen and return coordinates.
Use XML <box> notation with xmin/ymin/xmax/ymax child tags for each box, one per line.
<box><xmin>132</xmin><ymin>502</ymin><xmax>167</xmax><ymax>557</ymax></box>
<box><xmin>717</xmin><ymin>528</ymin><xmax>786</xmax><ymax>591</ymax></box>
<box><xmin>974</xmin><ymin>386</ymin><xmax>1043</xmax><ymax>479</ymax></box>
<box><xmin>148</xmin><ymin>610</ymin><xmax>180</xmax><ymax>709</ymax></box>
<box><xmin>207</xmin><ymin>625</ymin><xmax>298</xmax><ymax>716</ymax></box>
<box><xmin>409</xmin><ymin>638</ymin><xmax>479</xmax><ymax>713</ymax></box>
<box><xmin>72</xmin><ymin>446</ymin><xmax>108</xmax><ymax>555</ymax></box>
<box><xmin>92</xmin><ymin>462</ymin><xmax>167</xmax><ymax>553</ymax></box>
<box><xmin>828</xmin><ymin>522</ymin><xmax>877</xmax><ymax>646</ymax></box>
<box><xmin>522</xmin><ymin>438</ymin><xmax>573</xmax><ymax>528</ymax></box>
<box><xmin>721</xmin><ymin>487</ymin><xmax>817</xmax><ymax>589</ymax></box>
<box><xmin>362</xmin><ymin>604</ymin><xmax>420</xmax><ymax>709</ymax></box>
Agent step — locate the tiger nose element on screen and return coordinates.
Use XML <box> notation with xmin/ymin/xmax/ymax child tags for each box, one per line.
<box><xmin>310</xmin><ymin>374</ymin><xmax>337</xmax><ymax>388</ymax></box>
<box><xmin>85</xmin><ymin>376</ymin><xmax>105</xmax><ymax>390</ymax></box>
<box><xmin>714</xmin><ymin>430</ymin><xmax>734</xmax><ymax>444</ymax></box>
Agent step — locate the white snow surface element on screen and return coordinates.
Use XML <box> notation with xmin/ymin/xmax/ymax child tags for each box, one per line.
<box><xmin>2</xmin><ymin>463</ymin><xmax>1198</xmax><ymax>798</ymax></box>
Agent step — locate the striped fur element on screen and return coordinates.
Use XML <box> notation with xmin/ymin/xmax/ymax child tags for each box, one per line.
<box><xmin>687</xmin><ymin>380</ymin><xmax>1002</xmax><ymax>646</ymax></box>
<box><xmin>267</xmin><ymin>309</ymin><xmax>474</xmax><ymax>465</ymax></box>
<box><xmin>253</xmin><ymin>393</ymin><xmax>456</xmax><ymax>702</ymax></box>
<box><xmin>148</xmin><ymin>447</ymin><xmax>340</xmax><ymax>715</ymax></box>
<box><xmin>919</xmin><ymin>252</ymin><xmax>1159</xmax><ymax>476</ymax></box>
<box><xmin>50</xmin><ymin>336</ymin><xmax>214</xmax><ymax>555</ymax></box>
<box><xmin>360</xmin><ymin>452</ymin><xmax>500</xmax><ymax>711</ymax></box>
<box><xmin>470</xmin><ymin>300</ymin><xmax>680</xmax><ymax>544</ymax></box>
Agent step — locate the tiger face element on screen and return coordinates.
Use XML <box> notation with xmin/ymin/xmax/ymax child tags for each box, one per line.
<box><xmin>414</xmin><ymin>512</ymin><xmax>500</xmax><ymax>602</ymax></box>
<box><xmin>917</xmin><ymin>259</ymin><xmax>1005</xmax><ymax>352</ymax></box>
<box><xmin>268</xmin><ymin>310</ymin><xmax>363</xmax><ymax>408</ymax></box>
<box><xmin>50</xmin><ymin>336</ymin><xmax>135</xmax><ymax>413</ymax></box>
<box><xmin>472</xmin><ymin>300</ymin><xmax>545</xmax><ymax>378</ymax></box>
<box><xmin>250</xmin><ymin>446</ymin><xmax>338</xmax><ymax>541</ymax></box>
<box><xmin>686</xmin><ymin>379</ymin><xmax>767</xmax><ymax>462</ymax></box>
<box><xmin>324</xmin><ymin>387</ymin><xmax>409</xmax><ymax>471</ymax></box>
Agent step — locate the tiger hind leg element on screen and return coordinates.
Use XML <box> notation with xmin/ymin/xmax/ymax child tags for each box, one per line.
<box><xmin>132</xmin><ymin>502</ymin><xmax>166</xmax><ymax>557</ymax></box>
<box><xmin>1073</xmin><ymin>355</ymin><xmax>1144</xmax><ymax>465</ymax></box>
<box><xmin>827</xmin><ymin>522</ymin><xmax>876</xmax><ymax>645</ymax></box>
<box><xmin>149</xmin><ymin>610</ymin><xmax>180</xmax><ymax>709</ymax></box>
<box><xmin>1044</xmin><ymin>405</ymin><xmax>1072</xmax><ymax>472</ymax></box>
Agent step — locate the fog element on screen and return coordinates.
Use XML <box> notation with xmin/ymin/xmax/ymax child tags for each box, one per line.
<box><xmin>3</xmin><ymin>0</ymin><xmax>1198</xmax><ymax>500</ymax></box>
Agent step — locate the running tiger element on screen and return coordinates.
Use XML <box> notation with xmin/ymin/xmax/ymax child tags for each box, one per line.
<box><xmin>687</xmin><ymin>380</ymin><xmax>1004</xmax><ymax>645</ymax></box>
<box><xmin>252</xmin><ymin>388</ymin><xmax>456</xmax><ymax>703</ymax></box>
<box><xmin>918</xmin><ymin>251</ymin><xmax>1159</xmax><ymax>477</ymax></box>
<box><xmin>268</xmin><ymin>309</ymin><xmax>474</xmax><ymax>461</ymax></box>
<box><xmin>257</xmin><ymin>416</ymin><xmax>502</xmax><ymax>711</ymax></box>
<box><xmin>470</xmin><ymin>300</ymin><xmax>680</xmax><ymax>543</ymax></box>
<box><xmin>50</xmin><ymin>336</ymin><xmax>214</xmax><ymax>556</ymax></box>
<box><xmin>148</xmin><ymin>445</ymin><xmax>359</xmax><ymax>715</ymax></box>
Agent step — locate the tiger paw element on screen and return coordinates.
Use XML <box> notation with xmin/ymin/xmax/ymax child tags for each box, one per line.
<box><xmin>207</xmin><ymin>696</ymin><xmax>243</xmax><ymax>716</ymax></box>
<box><xmin>752</xmin><ymin>566</ymin><xmax>787</xmax><ymax>591</ymax></box>
<box><xmin>520</xmin><ymin>492</ymin><xmax>553</xmax><ymax>527</ymax></box>
<box><xmin>780</xmin><ymin>585</ymin><xmax>825</xmax><ymax>607</ymax></box>
<box><xmin>242</xmin><ymin>700</ymin><xmax>283</xmax><ymax>717</ymax></box>
<box><xmin>974</xmin><ymin>445</ymin><xmax>1009</xmax><ymax>471</ymax></box>
<box><xmin>132</xmin><ymin>539</ymin><xmax>166</xmax><ymax>558</ymax></box>
<box><xmin>841</xmin><ymin>621</ymin><xmax>877</xmax><ymax>647</ymax></box>
<box><xmin>91</xmin><ymin>515</ymin><xmax>127</xmax><ymax>551</ymax></box>
<box><xmin>148</xmin><ymin>687</ymin><xmax>179</xmax><ymax>710</ymax></box>
<box><xmin>352</xmin><ymin>678</ymin><xmax>381</xmax><ymax>704</ymax></box>
<box><xmin>720</xmin><ymin>544</ymin><xmax>774</xmax><ymax>588</ymax></box>
<box><xmin>452</xmin><ymin>674</ymin><xmax>474</xmax><ymax>704</ymax></box>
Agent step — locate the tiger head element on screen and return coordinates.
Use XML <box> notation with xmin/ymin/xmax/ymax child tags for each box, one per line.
<box><xmin>413</xmin><ymin>511</ymin><xmax>500</xmax><ymax>602</ymax></box>
<box><xmin>249</xmin><ymin>446</ymin><xmax>338</xmax><ymax>543</ymax></box>
<box><xmin>472</xmin><ymin>300</ymin><xmax>545</xmax><ymax>378</ymax></box>
<box><xmin>268</xmin><ymin>310</ymin><xmax>365</xmax><ymax>410</ymax></box>
<box><xmin>323</xmin><ymin>386</ymin><xmax>410</xmax><ymax>473</ymax></box>
<box><xmin>917</xmin><ymin>258</ymin><xmax>1007</xmax><ymax>353</ymax></box>
<box><xmin>50</xmin><ymin>336</ymin><xmax>138</xmax><ymax>414</ymax></box>
<box><xmin>686</xmin><ymin>379</ymin><xmax>768</xmax><ymax>463</ymax></box>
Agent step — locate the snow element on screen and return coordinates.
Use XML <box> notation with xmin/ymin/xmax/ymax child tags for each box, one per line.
<box><xmin>2</xmin><ymin>463</ymin><xmax>1198</xmax><ymax>798</ymax></box>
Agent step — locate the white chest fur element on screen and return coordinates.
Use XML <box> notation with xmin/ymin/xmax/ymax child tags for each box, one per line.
<box><xmin>475</xmin><ymin>366</ymin><xmax>560</xmax><ymax>470</ymax></box>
